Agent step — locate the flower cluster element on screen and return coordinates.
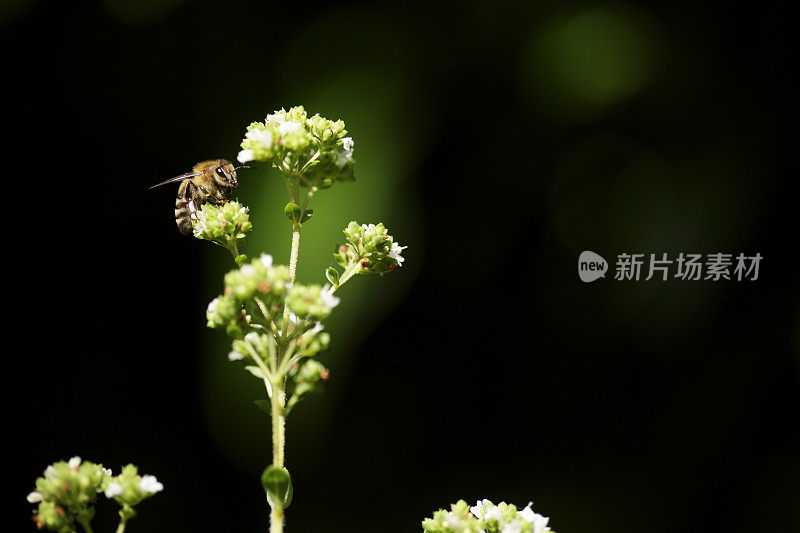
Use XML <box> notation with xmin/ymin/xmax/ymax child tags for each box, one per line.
<box><xmin>104</xmin><ymin>464</ymin><xmax>164</xmax><ymax>508</ymax></box>
<box><xmin>27</xmin><ymin>457</ymin><xmax>162</xmax><ymax>533</ymax></box>
<box><xmin>237</xmin><ymin>106</ymin><xmax>355</xmax><ymax>190</ymax></box>
<box><xmin>285</xmin><ymin>283</ymin><xmax>340</xmax><ymax>322</ymax></box>
<box><xmin>332</xmin><ymin>222</ymin><xmax>407</xmax><ymax>281</ymax></box>
<box><xmin>422</xmin><ymin>500</ymin><xmax>554</xmax><ymax>533</ymax></box>
<box><xmin>207</xmin><ymin>254</ymin><xmax>291</xmax><ymax>337</ymax></box>
<box><xmin>206</xmin><ymin>252</ymin><xmax>339</xmax><ymax>407</ymax></box>
<box><xmin>192</xmin><ymin>201</ymin><xmax>253</xmax><ymax>264</ymax></box>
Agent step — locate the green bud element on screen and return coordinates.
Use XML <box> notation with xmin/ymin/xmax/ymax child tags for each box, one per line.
<box><xmin>223</xmin><ymin>255</ymin><xmax>290</xmax><ymax>304</ymax></box>
<box><xmin>340</xmin><ymin>221</ymin><xmax>407</xmax><ymax>275</ymax></box>
<box><xmin>285</xmin><ymin>283</ymin><xmax>340</xmax><ymax>322</ymax></box>
<box><xmin>422</xmin><ymin>500</ymin><xmax>483</xmax><ymax>533</ymax></box>
<box><xmin>284</xmin><ymin>202</ymin><xmax>301</xmax><ymax>222</ymax></box>
<box><xmin>33</xmin><ymin>501</ymin><xmax>72</xmax><ymax>532</ymax></box>
<box><xmin>261</xmin><ymin>466</ymin><xmax>293</xmax><ymax>509</ymax></box>
<box><xmin>193</xmin><ymin>201</ymin><xmax>252</xmax><ymax>243</ymax></box>
<box><xmin>289</xmin><ymin>359</ymin><xmax>330</xmax><ymax>398</ymax></box>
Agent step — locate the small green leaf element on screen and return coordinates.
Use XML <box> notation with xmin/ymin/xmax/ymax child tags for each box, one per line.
<box><xmin>254</xmin><ymin>399</ymin><xmax>269</xmax><ymax>413</ymax></box>
<box><xmin>300</xmin><ymin>209</ymin><xmax>313</xmax><ymax>223</ymax></box>
<box><xmin>325</xmin><ymin>266</ymin><xmax>340</xmax><ymax>287</ymax></box>
<box><xmin>262</xmin><ymin>466</ymin><xmax>293</xmax><ymax>508</ymax></box>
<box><xmin>284</xmin><ymin>203</ymin><xmax>301</xmax><ymax>221</ymax></box>
<box><xmin>245</xmin><ymin>365</ymin><xmax>265</xmax><ymax>379</ymax></box>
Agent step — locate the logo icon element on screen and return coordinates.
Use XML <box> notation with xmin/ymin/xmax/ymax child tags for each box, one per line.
<box><xmin>578</xmin><ymin>251</ymin><xmax>607</xmax><ymax>282</ymax></box>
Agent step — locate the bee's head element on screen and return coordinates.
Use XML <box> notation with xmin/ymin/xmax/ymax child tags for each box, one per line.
<box><xmin>214</xmin><ymin>160</ymin><xmax>239</xmax><ymax>189</ymax></box>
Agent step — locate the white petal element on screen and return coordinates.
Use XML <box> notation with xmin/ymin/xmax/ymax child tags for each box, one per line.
<box><xmin>531</xmin><ymin>514</ymin><xmax>550</xmax><ymax>533</ymax></box>
<box><xmin>228</xmin><ymin>351</ymin><xmax>245</xmax><ymax>361</ymax></box>
<box><xmin>502</xmin><ymin>521</ymin><xmax>523</xmax><ymax>533</ymax></box>
<box><xmin>105</xmin><ymin>482</ymin><xmax>123</xmax><ymax>498</ymax></box>
<box><xmin>319</xmin><ymin>284</ymin><xmax>340</xmax><ymax>309</ymax></box>
<box><xmin>485</xmin><ymin>507</ymin><xmax>503</xmax><ymax>521</ymax></box>
<box><xmin>27</xmin><ymin>491</ymin><xmax>43</xmax><ymax>503</ymax></box>
<box><xmin>237</xmin><ymin>149</ymin><xmax>254</xmax><ymax>163</ymax></box>
<box><xmin>68</xmin><ymin>456</ymin><xmax>81</xmax><ymax>469</ymax></box>
<box><xmin>139</xmin><ymin>475</ymin><xmax>164</xmax><ymax>494</ymax></box>
<box><xmin>260</xmin><ymin>254</ymin><xmax>273</xmax><ymax>268</ymax></box>
<box><xmin>520</xmin><ymin>504</ymin><xmax>536</xmax><ymax>523</ymax></box>
<box><xmin>278</xmin><ymin>121</ymin><xmax>302</xmax><ymax>135</ymax></box>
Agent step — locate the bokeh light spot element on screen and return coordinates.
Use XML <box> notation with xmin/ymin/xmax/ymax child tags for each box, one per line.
<box><xmin>521</xmin><ymin>5</ymin><xmax>657</xmax><ymax>121</ymax></box>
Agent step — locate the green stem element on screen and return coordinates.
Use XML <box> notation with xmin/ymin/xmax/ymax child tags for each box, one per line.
<box><xmin>280</xmin><ymin>221</ymin><xmax>302</xmax><ymax>337</ymax></box>
<box><xmin>331</xmin><ymin>263</ymin><xmax>359</xmax><ymax>294</ymax></box>
<box><xmin>269</xmin><ymin>375</ymin><xmax>287</xmax><ymax>533</ymax></box>
<box><xmin>115</xmin><ymin>520</ymin><xmax>127</xmax><ymax>533</ymax></box>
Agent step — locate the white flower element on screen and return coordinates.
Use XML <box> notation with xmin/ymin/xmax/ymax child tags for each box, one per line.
<box><xmin>333</xmin><ymin>137</ymin><xmax>355</xmax><ymax>168</ymax></box>
<box><xmin>260</xmin><ymin>254</ymin><xmax>273</xmax><ymax>268</ymax></box>
<box><xmin>68</xmin><ymin>456</ymin><xmax>81</xmax><ymax>469</ymax></box>
<box><xmin>228</xmin><ymin>350</ymin><xmax>245</xmax><ymax>361</ymax></box>
<box><xmin>103</xmin><ymin>467</ymin><xmax>113</xmax><ymax>477</ymax></box>
<box><xmin>520</xmin><ymin>504</ymin><xmax>536</xmax><ymax>523</ymax></box>
<box><xmin>245</xmin><ymin>332</ymin><xmax>261</xmax><ymax>348</ymax></box>
<box><xmin>44</xmin><ymin>466</ymin><xmax>56</xmax><ymax>480</ymax></box>
<box><xmin>389</xmin><ymin>242</ymin><xmax>407</xmax><ymax>265</ymax></box>
<box><xmin>470</xmin><ymin>499</ymin><xmax>493</xmax><ymax>519</ymax></box>
<box><xmin>27</xmin><ymin>491</ymin><xmax>43</xmax><ymax>503</ymax></box>
<box><xmin>341</xmin><ymin>136</ymin><xmax>354</xmax><ymax>153</ymax></box>
<box><xmin>105</xmin><ymin>482</ymin><xmax>123</xmax><ymax>498</ymax></box>
<box><xmin>246</xmin><ymin>128</ymin><xmax>273</xmax><ymax>145</ymax></box>
<box><xmin>333</xmin><ymin>148</ymin><xmax>351</xmax><ymax>168</ymax></box>
<box><xmin>307</xmin><ymin>322</ymin><xmax>324</xmax><ymax>336</ymax></box>
<box><xmin>501</xmin><ymin>520</ymin><xmax>523</xmax><ymax>533</ymax></box>
<box><xmin>266</xmin><ymin>112</ymin><xmax>286</xmax><ymax>123</ymax></box>
<box><xmin>207</xmin><ymin>298</ymin><xmax>219</xmax><ymax>315</ymax></box>
<box><xmin>237</xmin><ymin>149</ymin><xmax>255</xmax><ymax>163</ymax></box>
<box><xmin>530</xmin><ymin>513</ymin><xmax>550</xmax><ymax>533</ymax></box>
<box><xmin>319</xmin><ymin>284</ymin><xmax>340</xmax><ymax>309</ymax></box>
<box><xmin>444</xmin><ymin>513</ymin><xmax>463</xmax><ymax>528</ymax></box>
<box><xmin>278</xmin><ymin>120</ymin><xmax>302</xmax><ymax>135</ymax></box>
<box><xmin>485</xmin><ymin>506</ymin><xmax>503</xmax><ymax>521</ymax></box>
<box><xmin>139</xmin><ymin>475</ymin><xmax>164</xmax><ymax>494</ymax></box>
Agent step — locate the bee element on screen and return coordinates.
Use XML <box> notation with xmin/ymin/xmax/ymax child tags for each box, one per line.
<box><xmin>150</xmin><ymin>159</ymin><xmax>241</xmax><ymax>235</ymax></box>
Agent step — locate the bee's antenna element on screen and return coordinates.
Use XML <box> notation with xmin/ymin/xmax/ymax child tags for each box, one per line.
<box><xmin>234</xmin><ymin>165</ymin><xmax>254</xmax><ymax>171</ymax></box>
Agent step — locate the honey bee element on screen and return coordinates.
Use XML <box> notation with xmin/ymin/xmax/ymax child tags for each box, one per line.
<box><xmin>150</xmin><ymin>159</ymin><xmax>241</xmax><ymax>235</ymax></box>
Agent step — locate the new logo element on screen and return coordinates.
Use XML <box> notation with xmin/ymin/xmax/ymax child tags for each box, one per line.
<box><xmin>578</xmin><ymin>251</ymin><xmax>607</xmax><ymax>282</ymax></box>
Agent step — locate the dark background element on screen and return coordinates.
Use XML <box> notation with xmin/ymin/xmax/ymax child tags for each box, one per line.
<box><xmin>6</xmin><ymin>1</ymin><xmax>798</xmax><ymax>532</ymax></box>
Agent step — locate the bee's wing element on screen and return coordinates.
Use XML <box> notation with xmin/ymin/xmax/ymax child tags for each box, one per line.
<box><xmin>149</xmin><ymin>172</ymin><xmax>203</xmax><ymax>189</ymax></box>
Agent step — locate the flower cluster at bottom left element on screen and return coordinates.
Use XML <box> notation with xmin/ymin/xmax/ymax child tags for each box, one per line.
<box><xmin>27</xmin><ymin>456</ymin><xmax>162</xmax><ymax>532</ymax></box>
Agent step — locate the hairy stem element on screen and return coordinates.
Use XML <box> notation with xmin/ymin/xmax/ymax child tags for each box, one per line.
<box><xmin>269</xmin><ymin>376</ymin><xmax>287</xmax><ymax>533</ymax></box>
<box><xmin>281</xmin><ymin>221</ymin><xmax>301</xmax><ymax>337</ymax></box>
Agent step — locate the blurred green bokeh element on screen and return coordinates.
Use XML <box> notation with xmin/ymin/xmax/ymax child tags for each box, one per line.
<box><xmin>520</xmin><ymin>5</ymin><xmax>658</xmax><ymax>121</ymax></box>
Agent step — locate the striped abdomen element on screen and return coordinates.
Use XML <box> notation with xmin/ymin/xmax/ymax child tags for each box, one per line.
<box><xmin>174</xmin><ymin>196</ymin><xmax>195</xmax><ymax>235</ymax></box>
